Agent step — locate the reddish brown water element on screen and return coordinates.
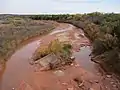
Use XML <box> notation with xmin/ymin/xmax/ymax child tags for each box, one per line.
<box><xmin>0</xmin><ymin>23</ymin><xmax>119</xmax><ymax>90</ymax></box>
<box><xmin>0</xmin><ymin>39</ymin><xmax>41</xmax><ymax>90</ymax></box>
<box><xmin>73</xmin><ymin>46</ymin><xmax>101</xmax><ymax>74</ymax></box>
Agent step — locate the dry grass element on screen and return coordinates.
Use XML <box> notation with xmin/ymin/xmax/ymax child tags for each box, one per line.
<box><xmin>0</xmin><ymin>17</ymin><xmax>55</xmax><ymax>62</ymax></box>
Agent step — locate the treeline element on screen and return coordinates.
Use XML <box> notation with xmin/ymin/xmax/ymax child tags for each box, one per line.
<box><xmin>30</xmin><ymin>12</ymin><xmax>120</xmax><ymax>74</ymax></box>
<box><xmin>30</xmin><ymin>14</ymin><xmax>82</xmax><ymax>21</ymax></box>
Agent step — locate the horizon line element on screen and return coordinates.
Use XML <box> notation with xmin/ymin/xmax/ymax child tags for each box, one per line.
<box><xmin>0</xmin><ymin>12</ymin><xmax>120</xmax><ymax>15</ymax></box>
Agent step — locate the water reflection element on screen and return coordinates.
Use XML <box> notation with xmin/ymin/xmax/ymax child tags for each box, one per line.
<box><xmin>73</xmin><ymin>46</ymin><xmax>102</xmax><ymax>74</ymax></box>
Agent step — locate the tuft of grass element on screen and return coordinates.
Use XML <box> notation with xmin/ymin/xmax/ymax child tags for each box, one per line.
<box><xmin>49</xmin><ymin>39</ymin><xmax>63</xmax><ymax>54</ymax></box>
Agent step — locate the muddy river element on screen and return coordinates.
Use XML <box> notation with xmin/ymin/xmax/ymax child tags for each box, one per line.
<box><xmin>0</xmin><ymin>23</ymin><xmax>119</xmax><ymax>90</ymax></box>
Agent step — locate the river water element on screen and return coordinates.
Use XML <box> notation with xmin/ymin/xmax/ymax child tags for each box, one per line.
<box><xmin>0</xmin><ymin>39</ymin><xmax>40</xmax><ymax>90</ymax></box>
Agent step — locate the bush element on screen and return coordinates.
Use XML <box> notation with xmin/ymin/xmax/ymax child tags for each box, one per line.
<box><xmin>32</xmin><ymin>39</ymin><xmax>72</xmax><ymax>61</ymax></box>
<box><xmin>49</xmin><ymin>39</ymin><xmax>63</xmax><ymax>54</ymax></box>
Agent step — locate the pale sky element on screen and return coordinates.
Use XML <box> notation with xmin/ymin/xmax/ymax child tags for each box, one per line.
<box><xmin>0</xmin><ymin>0</ymin><xmax>120</xmax><ymax>14</ymax></box>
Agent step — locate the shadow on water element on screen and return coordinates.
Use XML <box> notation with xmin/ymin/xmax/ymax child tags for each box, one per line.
<box><xmin>73</xmin><ymin>46</ymin><xmax>103</xmax><ymax>74</ymax></box>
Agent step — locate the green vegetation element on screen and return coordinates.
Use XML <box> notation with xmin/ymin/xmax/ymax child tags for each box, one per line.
<box><xmin>0</xmin><ymin>17</ymin><xmax>55</xmax><ymax>63</ymax></box>
<box><xmin>32</xmin><ymin>39</ymin><xmax>72</xmax><ymax>63</ymax></box>
<box><xmin>30</xmin><ymin>12</ymin><xmax>120</xmax><ymax>74</ymax></box>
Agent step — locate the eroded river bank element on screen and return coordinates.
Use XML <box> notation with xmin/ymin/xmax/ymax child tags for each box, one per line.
<box><xmin>0</xmin><ymin>23</ymin><xmax>120</xmax><ymax>90</ymax></box>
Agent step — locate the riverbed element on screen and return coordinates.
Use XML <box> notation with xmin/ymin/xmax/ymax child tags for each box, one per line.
<box><xmin>0</xmin><ymin>23</ymin><xmax>119</xmax><ymax>90</ymax></box>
